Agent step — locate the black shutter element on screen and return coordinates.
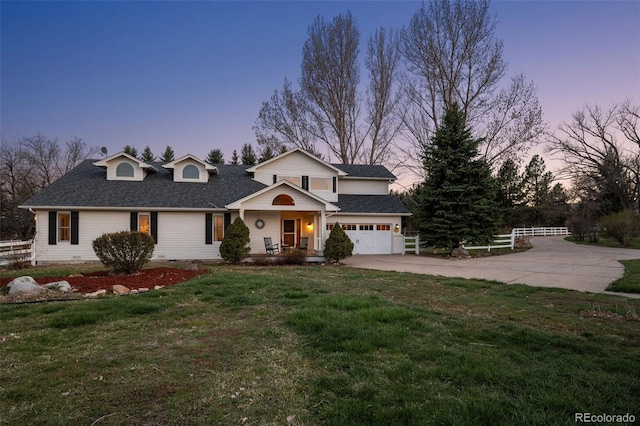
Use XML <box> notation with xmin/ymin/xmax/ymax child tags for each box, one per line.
<box><xmin>332</xmin><ymin>176</ymin><xmax>337</xmax><ymax>193</ymax></box>
<box><xmin>151</xmin><ymin>212</ymin><xmax>158</xmax><ymax>244</ymax></box>
<box><xmin>302</xmin><ymin>176</ymin><xmax>309</xmax><ymax>191</ymax></box>
<box><xmin>224</xmin><ymin>213</ymin><xmax>231</xmax><ymax>232</ymax></box>
<box><xmin>205</xmin><ymin>213</ymin><xmax>213</xmax><ymax>245</ymax></box>
<box><xmin>130</xmin><ymin>212</ymin><xmax>138</xmax><ymax>231</ymax></box>
<box><xmin>273</xmin><ymin>174</ymin><xmax>277</xmax><ymax>184</ymax></box>
<box><xmin>70</xmin><ymin>211</ymin><xmax>79</xmax><ymax>245</ymax></box>
<box><xmin>48</xmin><ymin>211</ymin><xmax>57</xmax><ymax>245</ymax></box>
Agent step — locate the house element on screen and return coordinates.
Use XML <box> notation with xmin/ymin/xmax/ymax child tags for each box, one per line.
<box><xmin>20</xmin><ymin>148</ymin><xmax>411</xmax><ymax>264</ymax></box>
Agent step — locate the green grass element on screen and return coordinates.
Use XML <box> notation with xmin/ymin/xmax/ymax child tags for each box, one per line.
<box><xmin>607</xmin><ymin>259</ymin><xmax>640</xmax><ymax>293</ymax></box>
<box><xmin>2</xmin><ymin>265</ymin><xmax>640</xmax><ymax>425</ymax></box>
<box><xmin>566</xmin><ymin>235</ymin><xmax>640</xmax><ymax>249</ymax></box>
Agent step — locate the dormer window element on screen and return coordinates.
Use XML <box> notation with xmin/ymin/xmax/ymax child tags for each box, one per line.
<box><xmin>116</xmin><ymin>162</ymin><xmax>134</xmax><ymax>177</ymax></box>
<box><xmin>182</xmin><ymin>164</ymin><xmax>200</xmax><ymax>179</ymax></box>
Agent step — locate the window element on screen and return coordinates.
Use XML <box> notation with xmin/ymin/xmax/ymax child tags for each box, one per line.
<box><xmin>310</xmin><ymin>177</ymin><xmax>332</xmax><ymax>191</ymax></box>
<box><xmin>116</xmin><ymin>162</ymin><xmax>134</xmax><ymax>177</ymax></box>
<box><xmin>58</xmin><ymin>213</ymin><xmax>71</xmax><ymax>241</ymax></box>
<box><xmin>272</xmin><ymin>194</ymin><xmax>295</xmax><ymax>206</ymax></box>
<box><xmin>343</xmin><ymin>224</ymin><xmax>357</xmax><ymax>231</ymax></box>
<box><xmin>183</xmin><ymin>164</ymin><xmax>200</xmax><ymax>179</ymax></box>
<box><xmin>139</xmin><ymin>213</ymin><xmax>151</xmax><ymax>234</ymax></box>
<box><xmin>377</xmin><ymin>224</ymin><xmax>391</xmax><ymax>231</ymax></box>
<box><xmin>213</xmin><ymin>216</ymin><xmax>224</xmax><ymax>241</ymax></box>
<box><xmin>278</xmin><ymin>176</ymin><xmax>300</xmax><ymax>186</ymax></box>
<box><xmin>359</xmin><ymin>224</ymin><xmax>374</xmax><ymax>231</ymax></box>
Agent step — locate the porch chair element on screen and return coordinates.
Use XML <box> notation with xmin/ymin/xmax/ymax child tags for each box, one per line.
<box><xmin>264</xmin><ymin>237</ymin><xmax>279</xmax><ymax>255</ymax></box>
<box><xmin>299</xmin><ymin>237</ymin><xmax>309</xmax><ymax>252</ymax></box>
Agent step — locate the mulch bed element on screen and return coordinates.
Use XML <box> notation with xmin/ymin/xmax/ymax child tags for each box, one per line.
<box><xmin>1</xmin><ymin>267</ymin><xmax>208</xmax><ymax>294</ymax></box>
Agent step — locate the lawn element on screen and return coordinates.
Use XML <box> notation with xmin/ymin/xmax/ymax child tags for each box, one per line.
<box><xmin>2</xmin><ymin>265</ymin><xmax>639</xmax><ymax>425</ymax></box>
<box><xmin>608</xmin><ymin>259</ymin><xmax>640</xmax><ymax>293</ymax></box>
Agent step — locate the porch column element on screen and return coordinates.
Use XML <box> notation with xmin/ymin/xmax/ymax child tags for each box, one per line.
<box><xmin>239</xmin><ymin>208</ymin><xmax>245</xmax><ymax>221</ymax></box>
<box><xmin>320</xmin><ymin>210</ymin><xmax>327</xmax><ymax>253</ymax></box>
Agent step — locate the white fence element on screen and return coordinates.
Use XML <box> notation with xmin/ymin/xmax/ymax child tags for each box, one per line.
<box><xmin>406</xmin><ymin>227</ymin><xmax>571</xmax><ymax>253</ymax></box>
<box><xmin>404</xmin><ymin>236</ymin><xmax>420</xmax><ymax>255</ymax></box>
<box><xmin>0</xmin><ymin>240</ymin><xmax>34</xmax><ymax>266</ymax></box>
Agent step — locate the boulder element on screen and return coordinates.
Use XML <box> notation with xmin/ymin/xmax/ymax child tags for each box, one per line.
<box><xmin>42</xmin><ymin>280</ymin><xmax>72</xmax><ymax>292</ymax></box>
<box><xmin>112</xmin><ymin>284</ymin><xmax>130</xmax><ymax>295</ymax></box>
<box><xmin>7</xmin><ymin>276</ymin><xmax>38</xmax><ymax>288</ymax></box>
<box><xmin>8</xmin><ymin>280</ymin><xmax>47</xmax><ymax>296</ymax></box>
<box><xmin>451</xmin><ymin>246</ymin><xmax>470</xmax><ymax>258</ymax></box>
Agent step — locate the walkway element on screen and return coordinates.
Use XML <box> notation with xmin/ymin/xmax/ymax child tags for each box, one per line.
<box><xmin>343</xmin><ymin>236</ymin><xmax>640</xmax><ymax>297</ymax></box>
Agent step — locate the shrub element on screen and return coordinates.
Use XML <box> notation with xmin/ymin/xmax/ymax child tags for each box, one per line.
<box><xmin>92</xmin><ymin>231</ymin><xmax>155</xmax><ymax>274</ymax></box>
<box><xmin>323</xmin><ymin>223</ymin><xmax>354</xmax><ymax>264</ymax></box>
<box><xmin>569</xmin><ymin>217</ymin><xmax>599</xmax><ymax>243</ymax></box>
<box><xmin>600</xmin><ymin>209</ymin><xmax>640</xmax><ymax>247</ymax></box>
<box><xmin>220</xmin><ymin>217</ymin><xmax>251</xmax><ymax>263</ymax></box>
<box><xmin>282</xmin><ymin>248</ymin><xmax>307</xmax><ymax>265</ymax></box>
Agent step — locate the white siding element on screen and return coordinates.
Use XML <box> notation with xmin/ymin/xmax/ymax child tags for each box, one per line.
<box><xmin>339</xmin><ymin>179</ymin><xmax>389</xmax><ymax>195</ymax></box>
<box><xmin>32</xmin><ymin>209</ymin><xmax>227</xmax><ymax>264</ymax></box>
<box><xmin>253</xmin><ymin>151</ymin><xmax>339</xmax><ymax>202</ymax></box>
<box><xmin>244</xmin><ymin>211</ymin><xmax>281</xmax><ymax>253</ymax></box>
<box><xmin>105</xmin><ymin>158</ymin><xmax>146</xmax><ymax>181</ymax></box>
<box><xmin>241</xmin><ymin>185</ymin><xmax>327</xmax><ymax>212</ymax></box>
<box><xmin>171</xmin><ymin>160</ymin><xmax>209</xmax><ymax>183</ymax></box>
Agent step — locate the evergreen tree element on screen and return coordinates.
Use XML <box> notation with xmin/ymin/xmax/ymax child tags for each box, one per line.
<box><xmin>522</xmin><ymin>154</ymin><xmax>554</xmax><ymax>225</ymax></box>
<box><xmin>219</xmin><ymin>217</ymin><xmax>251</xmax><ymax>263</ymax></box>
<box><xmin>159</xmin><ymin>145</ymin><xmax>175</xmax><ymax>164</ymax></box>
<box><xmin>141</xmin><ymin>146</ymin><xmax>155</xmax><ymax>162</ymax></box>
<box><xmin>418</xmin><ymin>104</ymin><xmax>499</xmax><ymax>249</ymax></box>
<box><xmin>230</xmin><ymin>150</ymin><xmax>239</xmax><ymax>165</ymax></box>
<box><xmin>495</xmin><ymin>158</ymin><xmax>527</xmax><ymax>227</ymax></box>
<box><xmin>123</xmin><ymin>145</ymin><xmax>138</xmax><ymax>159</ymax></box>
<box><xmin>206</xmin><ymin>148</ymin><xmax>224</xmax><ymax>164</ymax></box>
<box><xmin>241</xmin><ymin>143</ymin><xmax>257</xmax><ymax>165</ymax></box>
<box><xmin>258</xmin><ymin>145</ymin><xmax>275</xmax><ymax>163</ymax></box>
<box><xmin>323</xmin><ymin>223</ymin><xmax>354</xmax><ymax>263</ymax></box>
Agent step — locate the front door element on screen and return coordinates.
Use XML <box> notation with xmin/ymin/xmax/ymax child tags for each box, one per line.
<box><xmin>282</xmin><ymin>219</ymin><xmax>300</xmax><ymax>247</ymax></box>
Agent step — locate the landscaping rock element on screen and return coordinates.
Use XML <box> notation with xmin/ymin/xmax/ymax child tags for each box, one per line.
<box><xmin>85</xmin><ymin>289</ymin><xmax>107</xmax><ymax>297</ymax></box>
<box><xmin>8</xmin><ymin>279</ymin><xmax>46</xmax><ymax>296</ymax></box>
<box><xmin>451</xmin><ymin>246</ymin><xmax>470</xmax><ymax>258</ymax></box>
<box><xmin>112</xmin><ymin>284</ymin><xmax>130</xmax><ymax>295</ymax></box>
<box><xmin>7</xmin><ymin>276</ymin><xmax>38</xmax><ymax>288</ymax></box>
<box><xmin>42</xmin><ymin>280</ymin><xmax>72</xmax><ymax>292</ymax></box>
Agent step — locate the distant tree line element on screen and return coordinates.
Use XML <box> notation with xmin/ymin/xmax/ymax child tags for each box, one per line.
<box><xmin>118</xmin><ymin>142</ymin><xmax>282</xmax><ymax>166</ymax></box>
<box><xmin>0</xmin><ymin>133</ymin><xmax>98</xmax><ymax>240</ymax></box>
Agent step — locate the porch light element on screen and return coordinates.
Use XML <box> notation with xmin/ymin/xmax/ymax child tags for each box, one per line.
<box><xmin>307</xmin><ymin>222</ymin><xmax>313</xmax><ymax>230</ymax></box>
<box><xmin>394</xmin><ymin>224</ymin><xmax>400</xmax><ymax>233</ymax></box>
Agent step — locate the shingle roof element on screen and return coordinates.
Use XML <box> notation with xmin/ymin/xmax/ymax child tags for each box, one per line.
<box><xmin>332</xmin><ymin>164</ymin><xmax>396</xmax><ymax>180</ymax></box>
<box><xmin>21</xmin><ymin>160</ymin><xmax>408</xmax><ymax>215</ymax></box>
<box><xmin>21</xmin><ymin>160</ymin><xmax>266</xmax><ymax>209</ymax></box>
<box><xmin>335</xmin><ymin>195</ymin><xmax>411</xmax><ymax>214</ymax></box>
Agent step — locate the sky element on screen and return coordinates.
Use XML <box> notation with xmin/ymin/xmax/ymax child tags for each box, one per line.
<box><xmin>2</xmin><ymin>0</ymin><xmax>639</xmax><ymax>187</ymax></box>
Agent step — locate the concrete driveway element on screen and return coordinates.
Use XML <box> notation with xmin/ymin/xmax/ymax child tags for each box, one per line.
<box><xmin>343</xmin><ymin>236</ymin><xmax>640</xmax><ymax>297</ymax></box>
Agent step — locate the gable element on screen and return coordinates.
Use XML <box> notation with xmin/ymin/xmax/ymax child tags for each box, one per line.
<box><xmin>226</xmin><ymin>181</ymin><xmax>339</xmax><ymax>212</ymax></box>
<box><xmin>93</xmin><ymin>152</ymin><xmax>157</xmax><ymax>181</ymax></box>
<box><xmin>162</xmin><ymin>154</ymin><xmax>217</xmax><ymax>183</ymax></box>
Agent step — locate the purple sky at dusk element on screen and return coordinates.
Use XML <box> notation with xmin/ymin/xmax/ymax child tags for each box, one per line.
<box><xmin>2</xmin><ymin>1</ymin><xmax>639</xmax><ymax>187</ymax></box>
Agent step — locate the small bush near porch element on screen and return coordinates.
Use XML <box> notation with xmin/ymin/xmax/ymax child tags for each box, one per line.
<box><xmin>1</xmin><ymin>266</ymin><xmax>639</xmax><ymax>424</ymax></box>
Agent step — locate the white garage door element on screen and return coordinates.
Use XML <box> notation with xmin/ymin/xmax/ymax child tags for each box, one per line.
<box><xmin>342</xmin><ymin>224</ymin><xmax>392</xmax><ymax>254</ymax></box>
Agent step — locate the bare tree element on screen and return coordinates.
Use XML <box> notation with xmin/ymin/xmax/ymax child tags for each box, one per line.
<box><xmin>547</xmin><ymin>101</ymin><xmax>639</xmax><ymax>214</ymax></box>
<box><xmin>300</xmin><ymin>12</ymin><xmax>361</xmax><ymax>164</ymax></box>
<box><xmin>0</xmin><ymin>134</ymin><xmax>97</xmax><ymax>239</ymax></box>
<box><xmin>255</xmin><ymin>12</ymin><xmax>402</xmax><ymax>165</ymax></box>
<box><xmin>254</xmin><ymin>78</ymin><xmax>318</xmax><ymax>154</ymax></box>
<box><xmin>400</xmin><ymin>0</ymin><xmax>545</xmax><ymax>172</ymax></box>
<box><xmin>364</xmin><ymin>28</ymin><xmax>403</xmax><ymax>165</ymax></box>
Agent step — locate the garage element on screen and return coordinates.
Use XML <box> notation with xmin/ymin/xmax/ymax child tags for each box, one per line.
<box><xmin>342</xmin><ymin>224</ymin><xmax>392</xmax><ymax>255</ymax></box>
